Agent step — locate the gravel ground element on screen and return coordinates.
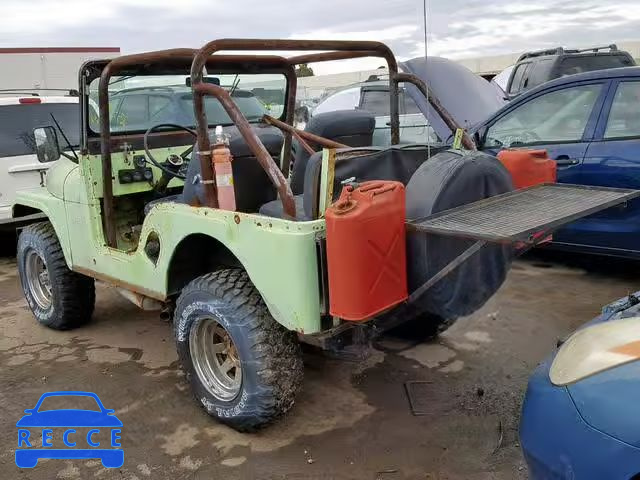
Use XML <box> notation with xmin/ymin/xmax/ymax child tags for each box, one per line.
<box><xmin>0</xmin><ymin>249</ymin><xmax>637</xmax><ymax>480</ymax></box>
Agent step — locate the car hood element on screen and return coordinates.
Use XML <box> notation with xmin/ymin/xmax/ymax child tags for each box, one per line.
<box><xmin>400</xmin><ymin>57</ymin><xmax>507</xmax><ymax>141</ymax></box>
<box><xmin>16</xmin><ymin>410</ymin><xmax>123</xmax><ymax>428</ymax></box>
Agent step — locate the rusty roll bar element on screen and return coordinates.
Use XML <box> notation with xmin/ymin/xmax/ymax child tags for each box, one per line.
<box><xmin>394</xmin><ymin>72</ymin><xmax>477</xmax><ymax>150</ymax></box>
<box><xmin>190</xmin><ymin>39</ymin><xmax>401</xmax><ymax>209</ymax></box>
<box><xmin>97</xmin><ymin>49</ymin><xmax>293</xmax><ymax>246</ymax></box>
<box><xmin>263</xmin><ymin>115</ymin><xmax>348</xmax><ymax>150</ymax></box>
<box><xmin>193</xmin><ymin>83</ymin><xmax>296</xmax><ymax>218</ymax></box>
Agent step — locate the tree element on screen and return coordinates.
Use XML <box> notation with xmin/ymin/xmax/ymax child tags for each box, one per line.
<box><xmin>295</xmin><ymin>63</ymin><xmax>315</xmax><ymax>77</ymax></box>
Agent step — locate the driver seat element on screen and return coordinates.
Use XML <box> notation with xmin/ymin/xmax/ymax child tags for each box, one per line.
<box><xmin>144</xmin><ymin>124</ymin><xmax>284</xmax><ymax>216</ymax></box>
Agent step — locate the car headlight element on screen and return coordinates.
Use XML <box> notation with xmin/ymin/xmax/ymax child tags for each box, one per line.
<box><xmin>550</xmin><ymin>316</ymin><xmax>640</xmax><ymax>386</ymax></box>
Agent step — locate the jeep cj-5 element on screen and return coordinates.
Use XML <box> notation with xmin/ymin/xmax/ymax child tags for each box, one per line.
<box><xmin>14</xmin><ymin>39</ymin><xmax>640</xmax><ymax>431</ymax></box>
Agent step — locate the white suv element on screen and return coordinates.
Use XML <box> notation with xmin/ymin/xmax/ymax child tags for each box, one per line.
<box><xmin>0</xmin><ymin>93</ymin><xmax>79</xmax><ymax>227</ymax></box>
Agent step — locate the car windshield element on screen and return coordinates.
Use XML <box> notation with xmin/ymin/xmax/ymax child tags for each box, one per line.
<box><xmin>0</xmin><ymin>102</ymin><xmax>79</xmax><ymax>157</ymax></box>
<box><xmin>37</xmin><ymin>395</ymin><xmax>101</xmax><ymax>412</ymax></box>
<box><xmin>88</xmin><ymin>74</ymin><xmax>286</xmax><ymax>134</ymax></box>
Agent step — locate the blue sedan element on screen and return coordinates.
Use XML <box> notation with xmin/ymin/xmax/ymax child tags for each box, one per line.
<box><xmin>472</xmin><ymin>67</ymin><xmax>640</xmax><ymax>259</ymax></box>
<box><xmin>520</xmin><ymin>294</ymin><xmax>640</xmax><ymax>478</ymax></box>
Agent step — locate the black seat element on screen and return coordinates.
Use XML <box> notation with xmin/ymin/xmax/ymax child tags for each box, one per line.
<box><xmin>289</xmin><ymin>110</ymin><xmax>375</xmax><ymax>195</ymax></box>
<box><xmin>259</xmin><ymin>144</ymin><xmax>448</xmax><ymax>220</ymax></box>
<box><xmin>146</xmin><ymin>124</ymin><xmax>283</xmax><ymax>215</ymax></box>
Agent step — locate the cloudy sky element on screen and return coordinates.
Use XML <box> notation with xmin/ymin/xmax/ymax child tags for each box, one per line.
<box><xmin>1</xmin><ymin>0</ymin><xmax>640</xmax><ymax>74</ymax></box>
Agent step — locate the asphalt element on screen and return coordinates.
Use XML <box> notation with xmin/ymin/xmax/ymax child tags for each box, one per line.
<box><xmin>0</xmin><ymin>248</ymin><xmax>638</xmax><ymax>480</ymax></box>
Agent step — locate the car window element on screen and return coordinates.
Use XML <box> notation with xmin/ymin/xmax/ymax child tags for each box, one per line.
<box><xmin>360</xmin><ymin>90</ymin><xmax>390</xmax><ymax>116</ymax></box>
<box><xmin>112</xmin><ymin>95</ymin><xmax>148</xmax><ymax>131</ymax></box>
<box><xmin>509</xmin><ymin>63</ymin><xmax>529</xmax><ymax>94</ymax></box>
<box><xmin>485</xmin><ymin>84</ymin><xmax>602</xmax><ymax>147</ymax></box>
<box><xmin>313</xmin><ymin>87</ymin><xmax>360</xmax><ymax>114</ymax></box>
<box><xmin>0</xmin><ymin>103</ymin><xmax>80</xmax><ymax>157</ymax></box>
<box><xmin>525</xmin><ymin>59</ymin><xmax>553</xmax><ymax>90</ymax></box>
<box><xmin>179</xmin><ymin>92</ymin><xmax>267</xmax><ymax>125</ymax></box>
<box><xmin>559</xmin><ymin>55</ymin><xmax>632</xmax><ymax>77</ymax></box>
<box><xmin>149</xmin><ymin>95</ymin><xmax>173</xmax><ymax>123</ymax></box>
<box><xmin>604</xmin><ymin>81</ymin><xmax>640</xmax><ymax>139</ymax></box>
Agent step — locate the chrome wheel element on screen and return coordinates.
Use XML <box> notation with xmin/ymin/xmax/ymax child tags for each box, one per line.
<box><xmin>189</xmin><ymin>318</ymin><xmax>242</xmax><ymax>401</ymax></box>
<box><xmin>24</xmin><ymin>249</ymin><xmax>52</xmax><ymax>309</ymax></box>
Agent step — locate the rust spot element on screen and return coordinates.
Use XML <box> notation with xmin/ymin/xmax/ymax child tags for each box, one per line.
<box><xmin>269</xmin><ymin>223</ymin><xmax>273</xmax><ymax>228</ymax></box>
<box><xmin>256</xmin><ymin>222</ymin><xmax>262</xmax><ymax>227</ymax></box>
<box><xmin>234</xmin><ymin>214</ymin><xmax>241</xmax><ymax>224</ymax></box>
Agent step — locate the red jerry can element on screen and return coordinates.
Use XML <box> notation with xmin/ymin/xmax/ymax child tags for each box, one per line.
<box><xmin>497</xmin><ymin>149</ymin><xmax>557</xmax><ymax>189</ymax></box>
<box><xmin>325</xmin><ymin>181</ymin><xmax>408</xmax><ymax>321</ymax></box>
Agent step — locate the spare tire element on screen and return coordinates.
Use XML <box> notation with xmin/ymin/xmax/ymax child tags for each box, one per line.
<box><xmin>405</xmin><ymin>149</ymin><xmax>513</xmax><ymax>320</ymax></box>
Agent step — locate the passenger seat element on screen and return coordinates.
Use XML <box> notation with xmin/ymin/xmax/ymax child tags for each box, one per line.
<box><xmin>289</xmin><ymin>110</ymin><xmax>375</xmax><ymax>195</ymax></box>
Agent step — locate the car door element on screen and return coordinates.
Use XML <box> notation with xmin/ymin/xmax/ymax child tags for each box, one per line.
<box><xmin>481</xmin><ymin>81</ymin><xmax>609</xmax><ymax>249</ymax></box>
<box><xmin>482</xmin><ymin>81</ymin><xmax>608</xmax><ymax>188</ymax></box>
<box><xmin>578</xmin><ymin>78</ymin><xmax>640</xmax><ymax>256</ymax></box>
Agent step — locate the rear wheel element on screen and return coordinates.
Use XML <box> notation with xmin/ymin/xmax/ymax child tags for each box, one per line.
<box><xmin>174</xmin><ymin>269</ymin><xmax>303</xmax><ymax>431</ymax></box>
<box><xmin>17</xmin><ymin>223</ymin><xmax>95</xmax><ymax>330</ymax></box>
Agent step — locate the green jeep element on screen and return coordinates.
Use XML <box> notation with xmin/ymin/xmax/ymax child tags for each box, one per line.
<box><xmin>13</xmin><ymin>39</ymin><xmax>638</xmax><ymax>431</ymax></box>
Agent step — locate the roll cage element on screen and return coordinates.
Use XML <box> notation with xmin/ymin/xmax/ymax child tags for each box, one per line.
<box><xmin>84</xmin><ymin>39</ymin><xmax>469</xmax><ymax>247</ymax></box>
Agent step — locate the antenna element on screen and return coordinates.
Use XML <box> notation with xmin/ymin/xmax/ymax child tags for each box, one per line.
<box><xmin>423</xmin><ymin>0</ymin><xmax>431</xmax><ymax>156</ymax></box>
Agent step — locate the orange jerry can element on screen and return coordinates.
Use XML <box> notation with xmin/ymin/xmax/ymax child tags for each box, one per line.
<box><xmin>497</xmin><ymin>149</ymin><xmax>557</xmax><ymax>189</ymax></box>
<box><xmin>325</xmin><ymin>181</ymin><xmax>408</xmax><ymax>321</ymax></box>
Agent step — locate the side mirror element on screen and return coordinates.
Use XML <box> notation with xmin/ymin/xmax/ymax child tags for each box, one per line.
<box><xmin>34</xmin><ymin>127</ymin><xmax>61</xmax><ymax>163</ymax></box>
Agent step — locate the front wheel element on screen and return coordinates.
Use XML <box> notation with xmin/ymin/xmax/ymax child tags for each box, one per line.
<box><xmin>174</xmin><ymin>269</ymin><xmax>303</xmax><ymax>431</ymax></box>
<box><xmin>17</xmin><ymin>223</ymin><xmax>95</xmax><ymax>330</ymax></box>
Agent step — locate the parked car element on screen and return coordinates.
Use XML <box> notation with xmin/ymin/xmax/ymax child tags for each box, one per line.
<box><xmin>520</xmin><ymin>293</ymin><xmax>640</xmax><ymax>479</ymax></box>
<box><xmin>310</xmin><ymin>57</ymin><xmax>506</xmax><ymax>147</ymax></box>
<box><xmin>107</xmin><ymin>85</ymin><xmax>268</xmax><ymax>132</ymax></box>
<box><xmin>504</xmin><ymin>44</ymin><xmax>635</xmax><ymax>99</ymax></box>
<box><xmin>472</xmin><ymin>67</ymin><xmax>640</xmax><ymax>258</ymax></box>
<box><xmin>312</xmin><ymin>79</ymin><xmax>440</xmax><ymax>145</ymax></box>
<box><xmin>0</xmin><ymin>92</ymin><xmax>80</xmax><ymax>229</ymax></box>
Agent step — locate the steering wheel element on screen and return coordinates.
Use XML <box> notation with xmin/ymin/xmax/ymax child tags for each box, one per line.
<box><xmin>143</xmin><ymin>123</ymin><xmax>198</xmax><ymax>180</ymax></box>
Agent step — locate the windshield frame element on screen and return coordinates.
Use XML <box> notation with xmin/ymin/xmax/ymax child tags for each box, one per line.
<box><xmin>80</xmin><ymin>56</ymin><xmax>292</xmax><ymax>148</ymax></box>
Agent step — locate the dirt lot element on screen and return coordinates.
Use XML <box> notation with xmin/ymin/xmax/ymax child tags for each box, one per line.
<box><xmin>0</xmin><ymin>250</ymin><xmax>638</xmax><ymax>480</ymax></box>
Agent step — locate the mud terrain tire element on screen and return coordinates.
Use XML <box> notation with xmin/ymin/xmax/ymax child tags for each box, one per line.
<box><xmin>17</xmin><ymin>222</ymin><xmax>95</xmax><ymax>330</ymax></box>
<box><xmin>175</xmin><ymin>269</ymin><xmax>303</xmax><ymax>431</ymax></box>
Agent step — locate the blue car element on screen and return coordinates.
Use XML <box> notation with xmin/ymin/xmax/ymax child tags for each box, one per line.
<box><xmin>16</xmin><ymin>391</ymin><xmax>123</xmax><ymax>468</ymax></box>
<box><xmin>520</xmin><ymin>294</ymin><xmax>640</xmax><ymax>478</ymax></box>
<box><xmin>472</xmin><ymin>67</ymin><xmax>640</xmax><ymax>258</ymax></box>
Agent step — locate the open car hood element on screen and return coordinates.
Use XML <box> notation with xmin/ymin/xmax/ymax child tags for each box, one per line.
<box><xmin>400</xmin><ymin>57</ymin><xmax>507</xmax><ymax>141</ymax></box>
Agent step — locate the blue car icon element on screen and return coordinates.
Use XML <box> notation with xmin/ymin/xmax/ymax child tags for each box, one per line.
<box><xmin>16</xmin><ymin>391</ymin><xmax>123</xmax><ymax>469</ymax></box>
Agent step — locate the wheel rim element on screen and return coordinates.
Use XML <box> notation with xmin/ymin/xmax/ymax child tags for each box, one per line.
<box><xmin>24</xmin><ymin>249</ymin><xmax>52</xmax><ymax>309</ymax></box>
<box><xmin>189</xmin><ymin>317</ymin><xmax>242</xmax><ymax>401</ymax></box>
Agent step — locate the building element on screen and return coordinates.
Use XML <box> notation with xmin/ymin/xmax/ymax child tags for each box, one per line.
<box><xmin>0</xmin><ymin>47</ymin><xmax>120</xmax><ymax>91</ymax></box>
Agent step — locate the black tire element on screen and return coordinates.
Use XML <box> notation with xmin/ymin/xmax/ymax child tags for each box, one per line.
<box><xmin>174</xmin><ymin>269</ymin><xmax>303</xmax><ymax>431</ymax></box>
<box><xmin>17</xmin><ymin>222</ymin><xmax>95</xmax><ymax>330</ymax></box>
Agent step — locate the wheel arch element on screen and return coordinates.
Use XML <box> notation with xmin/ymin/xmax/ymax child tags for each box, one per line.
<box><xmin>166</xmin><ymin>233</ymin><xmax>242</xmax><ymax>296</ymax></box>
<box><xmin>13</xmin><ymin>198</ymin><xmax>73</xmax><ymax>268</ymax></box>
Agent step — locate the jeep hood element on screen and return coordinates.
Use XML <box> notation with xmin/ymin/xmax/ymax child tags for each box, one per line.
<box><xmin>401</xmin><ymin>57</ymin><xmax>507</xmax><ymax>141</ymax></box>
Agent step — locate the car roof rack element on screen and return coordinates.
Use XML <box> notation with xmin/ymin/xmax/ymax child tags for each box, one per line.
<box><xmin>517</xmin><ymin>44</ymin><xmax>619</xmax><ymax>62</ymax></box>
